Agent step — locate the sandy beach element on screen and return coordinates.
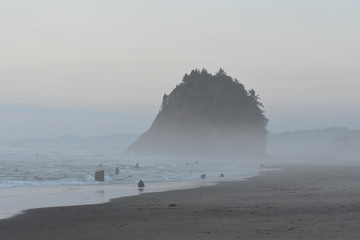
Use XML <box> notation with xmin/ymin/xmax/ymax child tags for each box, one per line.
<box><xmin>1</xmin><ymin>164</ymin><xmax>360</xmax><ymax>239</ymax></box>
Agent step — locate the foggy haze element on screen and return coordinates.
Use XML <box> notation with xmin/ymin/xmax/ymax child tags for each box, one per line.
<box><xmin>1</xmin><ymin>0</ymin><xmax>360</xmax><ymax>140</ymax></box>
<box><xmin>3</xmin><ymin>2</ymin><xmax>360</xmax><ymax>238</ymax></box>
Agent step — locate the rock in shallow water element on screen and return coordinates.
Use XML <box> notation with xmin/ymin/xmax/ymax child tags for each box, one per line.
<box><xmin>125</xmin><ymin>69</ymin><xmax>268</xmax><ymax>158</ymax></box>
<box><xmin>95</xmin><ymin>170</ymin><xmax>105</xmax><ymax>182</ymax></box>
<box><xmin>138</xmin><ymin>180</ymin><xmax>145</xmax><ymax>187</ymax></box>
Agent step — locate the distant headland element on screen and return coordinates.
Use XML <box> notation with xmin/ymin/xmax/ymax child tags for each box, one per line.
<box><xmin>126</xmin><ymin>69</ymin><xmax>268</xmax><ymax>158</ymax></box>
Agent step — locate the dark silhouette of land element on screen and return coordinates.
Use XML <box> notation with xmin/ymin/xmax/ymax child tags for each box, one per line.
<box><xmin>0</xmin><ymin>133</ymin><xmax>139</xmax><ymax>152</ymax></box>
<box><xmin>268</xmin><ymin>127</ymin><xmax>360</xmax><ymax>162</ymax></box>
<box><xmin>126</xmin><ymin>69</ymin><xmax>268</xmax><ymax>158</ymax></box>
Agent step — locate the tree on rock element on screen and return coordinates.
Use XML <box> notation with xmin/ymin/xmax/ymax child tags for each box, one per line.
<box><xmin>126</xmin><ymin>69</ymin><xmax>268</xmax><ymax>159</ymax></box>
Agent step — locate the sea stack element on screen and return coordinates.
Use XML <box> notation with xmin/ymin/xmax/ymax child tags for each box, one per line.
<box><xmin>126</xmin><ymin>69</ymin><xmax>268</xmax><ymax>158</ymax></box>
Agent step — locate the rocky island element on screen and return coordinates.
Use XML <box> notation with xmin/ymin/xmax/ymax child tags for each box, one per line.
<box><xmin>126</xmin><ymin>69</ymin><xmax>268</xmax><ymax>158</ymax></box>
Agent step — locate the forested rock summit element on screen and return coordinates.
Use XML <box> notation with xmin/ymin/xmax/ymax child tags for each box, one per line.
<box><xmin>126</xmin><ymin>69</ymin><xmax>268</xmax><ymax>158</ymax></box>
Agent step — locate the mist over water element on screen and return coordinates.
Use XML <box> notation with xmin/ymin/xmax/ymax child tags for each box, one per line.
<box><xmin>0</xmin><ymin>147</ymin><xmax>261</xmax><ymax>190</ymax></box>
<box><xmin>1</xmin><ymin>124</ymin><xmax>359</xmax><ymax>221</ymax></box>
<box><xmin>267</xmin><ymin>127</ymin><xmax>360</xmax><ymax>165</ymax></box>
<box><xmin>0</xmin><ymin>143</ymin><xmax>263</xmax><ymax>219</ymax></box>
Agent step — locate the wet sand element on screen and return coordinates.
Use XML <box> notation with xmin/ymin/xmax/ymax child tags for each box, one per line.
<box><xmin>1</xmin><ymin>164</ymin><xmax>360</xmax><ymax>239</ymax></box>
<box><xmin>0</xmin><ymin>180</ymin><xmax>210</xmax><ymax>220</ymax></box>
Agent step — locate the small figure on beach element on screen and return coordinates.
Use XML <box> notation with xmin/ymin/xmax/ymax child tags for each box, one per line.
<box><xmin>135</xmin><ymin>163</ymin><xmax>140</xmax><ymax>168</ymax></box>
<box><xmin>201</xmin><ymin>174</ymin><xmax>206</xmax><ymax>179</ymax></box>
<box><xmin>220</xmin><ymin>173</ymin><xmax>224</xmax><ymax>177</ymax></box>
<box><xmin>138</xmin><ymin>180</ymin><xmax>145</xmax><ymax>188</ymax></box>
<box><xmin>115</xmin><ymin>167</ymin><xmax>119</xmax><ymax>175</ymax></box>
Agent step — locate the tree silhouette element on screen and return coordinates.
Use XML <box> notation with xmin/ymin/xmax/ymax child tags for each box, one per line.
<box><xmin>127</xmin><ymin>68</ymin><xmax>268</xmax><ymax>158</ymax></box>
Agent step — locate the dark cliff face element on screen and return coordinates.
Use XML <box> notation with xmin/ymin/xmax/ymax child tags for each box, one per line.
<box><xmin>126</xmin><ymin>69</ymin><xmax>268</xmax><ymax>158</ymax></box>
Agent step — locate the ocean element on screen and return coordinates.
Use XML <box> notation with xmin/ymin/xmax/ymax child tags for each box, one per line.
<box><xmin>0</xmin><ymin>149</ymin><xmax>262</xmax><ymax>219</ymax></box>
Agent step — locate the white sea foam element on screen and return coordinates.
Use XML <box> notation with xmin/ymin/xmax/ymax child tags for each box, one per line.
<box><xmin>0</xmin><ymin>150</ymin><xmax>261</xmax><ymax>189</ymax></box>
<box><xmin>0</xmin><ymin>150</ymin><xmax>264</xmax><ymax>219</ymax></box>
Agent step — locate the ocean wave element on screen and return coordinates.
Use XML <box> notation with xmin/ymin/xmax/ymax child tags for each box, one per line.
<box><xmin>0</xmin><ymin>151</ymin><xmax>261</xmax><ymax>189</ymax></box>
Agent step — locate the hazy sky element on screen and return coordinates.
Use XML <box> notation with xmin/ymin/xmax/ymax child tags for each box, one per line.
<box><xmin>1</xmin><ymin>0</ymin><xmax>359</xmax><ymax>139</ymax></box>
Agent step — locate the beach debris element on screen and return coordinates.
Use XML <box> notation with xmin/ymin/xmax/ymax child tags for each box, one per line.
<box><xmin>201</xmin><ymin>174</ymin><xmax>206</xmax><ymax>179</ymax></box>
<box><xmin>138</xmin><ymin>180</ymin><xmax>145</xmax><ymax>187</ymax></box>
<box><xmin>34</xmin><ymin>176</ymin><xmax>44</xmax><ymax>180</ymax></box>
<box><xmin>135</xmin><ymin>163</ymin><xmax>140</xmax><ymax>168</ymax></box>
<box><xmin>115</xmin><ymin>167</ymin><xmax>119</xmax><ymax>175</ymax></box>
<box><xmin>220</xmin><ymin>173</ymin><xmax>224</xmax><ymax>177</ymax></box>
<box><xmin>95</xmin><ymin>170</ymin><xmax>105</xmax><ymax>182</ymax></box>
<box><xmin>168</xmin><ymin>203</ymin><xmax>177</xmax><ymax>207</ymax></box>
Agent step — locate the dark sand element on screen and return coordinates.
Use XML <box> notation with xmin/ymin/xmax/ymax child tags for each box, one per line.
<box><xmin>2</xmin><ymin>164</ymin><xmax>360</xmax><ymax>239</ymax></box>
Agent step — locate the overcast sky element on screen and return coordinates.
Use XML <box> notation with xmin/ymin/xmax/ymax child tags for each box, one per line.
<box><xmin>1</xmin><ymin>0</ymin><xmax>359</xmax><ymax>139</ymax></box>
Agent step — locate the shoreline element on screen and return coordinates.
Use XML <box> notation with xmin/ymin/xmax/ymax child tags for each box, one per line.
<box><xmin>2</xmin><ymin>164</ymin><xmax>360</xmax><ymax>239</ymax></box>
<box><xmin>0</xmin><ymin>168</ymin><xmax>263</xmax><ymax>220</ymax></box>
<box><xmin>0</xmin><ymin>180</ymin><xmax>214</xmax><ymax>220</ymax></box>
